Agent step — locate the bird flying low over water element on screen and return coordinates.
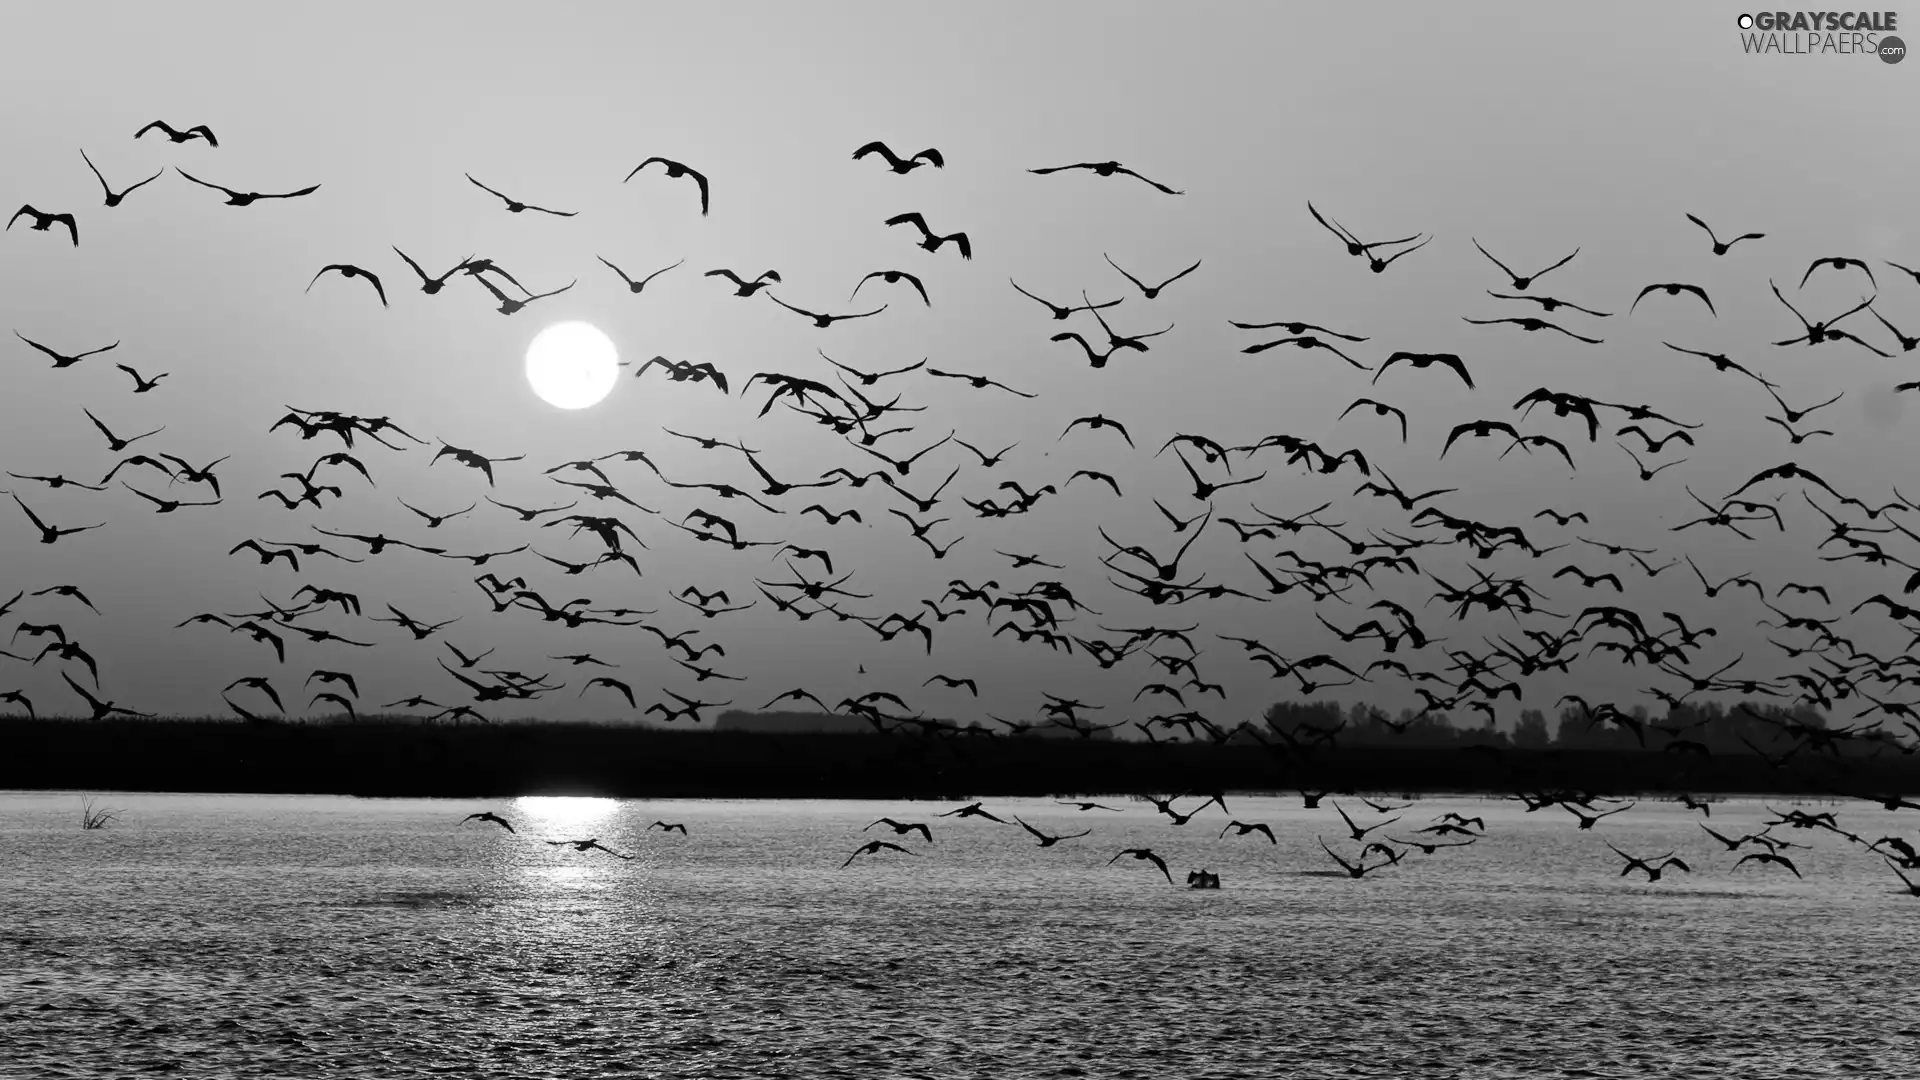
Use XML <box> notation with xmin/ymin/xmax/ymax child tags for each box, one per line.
<box><xmin>547</xmin><ymin>838</ymin><xmax>632</xmax><ymax>859</ymax></box>
<box><xmin>843</xmin><ymin>840</ymin><xmax>917</xmax><ymax>867</ymax></box>
<box><xmin>1109</xmin><ymin>847</ymin><xmax>1173</xmax><ymax>884</ymax></box>
<box><xmin>462</xmin><ymin>811</ymin><xmax>514</xmax><ymax>833</ymax></box>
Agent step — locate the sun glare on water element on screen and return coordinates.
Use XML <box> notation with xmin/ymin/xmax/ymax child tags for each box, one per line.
<box><xmin>525</xmin><ymin>322</ymin><xmax>618</xmax><ymax>409</ymax></box>
<box><xmin>513</xmin><ymin>795</ymin><xmax>621</xmax><ymax>831</ymax></box>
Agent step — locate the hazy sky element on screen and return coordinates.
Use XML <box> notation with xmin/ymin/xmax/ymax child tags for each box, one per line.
<box><xmin>3</xmin><ymin>2</ymin><xmax>1917</xmax><ymax>727</ymax></box>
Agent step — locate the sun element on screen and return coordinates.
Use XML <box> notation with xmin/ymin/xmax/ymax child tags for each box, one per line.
<box><xmin>525</xmin><ymin>322</ymin><xmax>619</xmax><ymax>409</ymax></box>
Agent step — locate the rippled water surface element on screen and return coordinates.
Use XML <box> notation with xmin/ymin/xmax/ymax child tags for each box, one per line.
<box><xmin>3</xmin><ymin>791</ymin><xmax>1918</xmax><ymax>1078</ymax></box>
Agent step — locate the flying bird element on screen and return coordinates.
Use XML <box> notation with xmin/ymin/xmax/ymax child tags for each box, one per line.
<box><xmin>134</xmin><ymin>120</ymin><xmax>217</xmax><ymax>146</ymax></box>
<box><xmin>175</xmin><ymin>169</ymin><xmax>319</xmax><ymax>205</ymax></box>
<box><xmin>462</xmin><ymin>812</ymin><xmax>515</xmax><ymax>833</ymax></box>
<box><xmin>1029</xmin><ymin>161</ymin><xmax>1182</xmax><ymax>194</ymax></box>
<box><xmin>1108</xmin><ymin>847</ymin><xmax>1174</xmax><ymax>884</ymax></box>
<box><xmin>307</xmin><ymin>264</ymin><xmax>387</xmax><ymax>307</ymax></box>
<box><xmin>1012</xmin><ymin>817</ymin><xmax>1093</xmax><ymax>846</ymax></box>
<box><xmin>1685</xmin><ymin>213</ymin><xmax>1763</xmax><ymax>255</ymax></box>
<box><xmin>850</xmin><ymin>270</ymin><xmax>930</xmax><ymax>306</ymax></box>
<box><xmin>116</xmin><ymin>364</ymin><xmax>168</xmax><ymax>393</ymax></box>
<box><xmin>624</xmin><ymin>157</ymin><xmax>710</xmax><ymax>215</ymax></box>
<box><xmin>80</xmin><ymin>150</ymin><xmax>162</xmax><ymax>207</ymax></box>
<box><xmin>1630</xmin><ymin>283</ymin><xmax>1715</xmax><ymax>317</ymax></box>
<box><xmin>7</xmin><ymin>205</ymin><xmax>77</xmax><ymax>246</ymax></box>
<box><xmin>885</xmin><ymin>212</ymin><xmax>971</xmax><ymax>259</ymax></box>
<box><xmin>1800</xmin><ymin>256</ymin><xmax>1876</xmax><ymax>289</ymax></box>
<box><xmin>852</xmin><ymin>142</ymin><xmax>944</xmax><ymax>173</ymax></box>
<box><xmin>1373</xmin><ymin>351</ymin><xmax>1474</xmax><ymax>389</ymax></box>
<box><xmin>842</xmin><ymin>840</ymin><xmax>917</xmax><ymax>868</ymax></box>
<box><xmin>464</xmin><ymin>173</ymin><xmax>576</xmax><ymax>216</ymax></box>
<box><xmin>598</xmin><ymin>255</ymin><xmax>684</xmax><ymax>295</ymax></box>
<box><xmin>15</xmin><ymin>332</ymin><xmax>117</xmax><ymax>369</ymax></box>
<box><xmin>1472</xmin><ymin>239</ymin><xmax>1580</xmax><ymax>290</ymax></box>
<box><xmin>1104</xmin><ymin>254</ymin><xmax>1202</xmax><ymax>299</ymax></box>
<box><xmin>1338</xmin><ymin>399</ymin><xmax>1408</xmax><ymax>441</ymax></box>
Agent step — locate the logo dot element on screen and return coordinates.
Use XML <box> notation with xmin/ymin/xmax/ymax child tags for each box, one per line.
<box><xmin>1881</xmin><ymin>35</ymin><xmax>1907</xmax><ymax>63</ymax></box>
<box><xmin>1737</xmin><ymin>13</ymin><xmax>1754</xmax><ymax>29</ymax></box>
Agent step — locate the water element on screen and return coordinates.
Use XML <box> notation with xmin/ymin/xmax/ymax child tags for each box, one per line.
<box><xmin>2</xmin><ymin>792</ymin><xmax>1916</xmax><ymax>1078</ymax></box>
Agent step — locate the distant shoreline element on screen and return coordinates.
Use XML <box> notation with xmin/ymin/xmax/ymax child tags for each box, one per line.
<box><xmin>2</xmin><ymin>718</ymin><xmax>1908</xmax><ymax>800</ymax></box>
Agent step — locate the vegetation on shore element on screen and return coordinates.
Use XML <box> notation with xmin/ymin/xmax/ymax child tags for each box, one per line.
<box><xmin>2</xmin><ymin>697</ymin><xmax>1912</xmax><ymax>799</ymax></box>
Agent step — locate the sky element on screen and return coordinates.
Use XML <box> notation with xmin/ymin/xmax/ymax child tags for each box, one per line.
<box><xmin>3</xmin><ymin>2</ymin><xmax>1918</xmax><ymax>730</ymax></box>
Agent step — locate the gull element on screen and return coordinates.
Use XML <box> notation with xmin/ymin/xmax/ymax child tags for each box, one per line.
<box><xmin>937</xmin><ymin>801</ymin><xmax>1008</xmax><ymax>823</ymax></box>
<box><xmin>598</xmin><ymin>255</ymin><xmax>684</xmax><ymax>295</ymax></box>
<box><xmin>15</xmin><ymin>331</ymin><xmax>118</xmax><ymax>369</ymax></box>
<box><xmin>1029</xmin><ymin>160</ymin><xmax>1182</xmax><ymax>194</ymax></box>
<box><xmin>1685</xmin><ymin>212</ymin><xmax>1764</xmax><ymax>255</ymax></box>
<box><xmin>624</xmin><ymin>157</ymin><xmax>710</xmax><ymax>215</ymax></box>
<box><xmin>1104</xmin><ymin>254</ymin><xmax>1202</xmax><ymax>298</ymax></box>
<box><xmin>465</xmin><ymin>173</ymin><xmax>576</xmax><ymax>216</ymax></box>
<box><xmin>1220</xmin><ymin>820</ymin><xmax>1277</xmax><ymax>844</ymax></box>
<box><xmin>462</xmin><ymin>812</ymin><xmax>515</xmax><ymax>833</ymax></box>
<box><xmin>1013</xmin><ymin>817</ymin><xmax>1092</xmax><ymax>847</ymax></box>
<box><xmin>308</xmin><ymin>264</ymin><xmax>387</xmax><ymax>307</ymax></box>
<box><xmin>13</xmin><ymin>495</ymin><xmax>104</xmax><ymax>545</ymax></box>
<box><xmin>843</xmin><ymin>840</ymin><xmax>917</xmax><ymax>867</ymax></box>
<box><xmin>1605</xmin><ymin>841</ymin><xmax>1690</xmax><ymax>882</ymax></box>
<box><xmin>175</xmin><ymin>169</ymin><xmax>319</xmax><ymax>205</ymax></box>
<box><xmin>117</xmin><ymin>364</ymin><xmax>168</xmax><ymax>393</ymax></box>
<box><xmin>135</xmin><ymin>120</ymin><xmax>217</xmax><ymax>145</ymax></box>
<box><xmin>80</xmin><ymin>150</ymin><xmax>162</xmax><ymax>207</ymax></box>
<box><xmin>1735</xmin><ymin>851</ymin><xmax>1802</xmax><ymax>878</ymax></box>
<box><xmin>1472</xmin><ymin>239</ymin><xmax>1579</xmax><ymax>290</ymax></box>
<box><xmin>852</xmin><ymin>141</ymin><xmax>944</xmax><ymax>173</ymax></box>
<box><xmin>1108</xmin><ymin>847</ymin><xmax>1173</xmax><ymax>884</ymax></box>
<box><xmin>865</xmin><ymin>818</ymin><xmax>933</xmax><ymax>841</ymax></box>
<box><xmin>885</xmin><ymin>212</ymin><xmax>971</xmax><ymax>259</ymax></box>
<box><xmin>546</xmin><ymin>838</ymin><xmax>632</xmax><ymax>859</ymax></box>
<box><xmin>649</xmin><ymin>821</ymin><xmax>689</xmax><ymax>834</ymax></box>
<box><xmin>7</xmin><ymin>205</ymin><xmax>77</xmax><ymax>246</ymax></box>
<box><xmin>393</xmin><ymin>247</ymin><xmax>475</xmax><ymax>294</ymax></box>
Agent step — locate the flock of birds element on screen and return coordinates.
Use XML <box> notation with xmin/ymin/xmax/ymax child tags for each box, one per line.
<box><xmin>448</xmin><ymin>790</ymin><xmax>1920</xmax><ymax>895</ymax></box>
<box><xmin>7</xmin><ymin>121</ymin><xmax>1920</xmax><ymax>895</ymax></box>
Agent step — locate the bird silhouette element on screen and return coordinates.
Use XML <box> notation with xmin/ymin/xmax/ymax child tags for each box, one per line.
<box><xmin>175</xmin><ymin>169</ymin><xmax>319</xmax><ymax>205</ymax></box>
<box><xmin>1685</xmin><ymin>212</ymin><xmax>1763</xmax><ymax>254</ymax></box>
<box><xmin>7</xmin><ymin>205</ymin><xmax>77</xmax><ymax>246</ymax></box>
<box><xmin>624</xmin><ymin>157</ymin><xmax>710</xmax><ymax>215</ymax></box>
<box><xmin>1472</xmin><ymin>240</ymin><xmax>1579</xmax><ymax>290</ymax></box>
<box><xmin>1030</xmin><ymin>161</ymin><xmax>1182</xmax><ymax>194</ymax></box>
<box><xmin>852</xmin><ymin>142</ymin><xmax>944</xmax><ymax>173</ymax></box>
<box><xmin>135</xmin><ymin>120</ymin><xmax>217</xmax><ymax>146</ymax></box>
<box><xmin>885</xmin><ymin>212</ymin><xmax>970</xmax><ymax>259</ymax></box>
<box><xmin>308</xmin><ymin>264</ymin><xmax>387</xmax><ymax>307</ymax></box>
<box><xmin>465</xmin><ymin>173</ymin><xmax>576</xmax><ymax>216</ymax></box>
<box><xmin>80</xmin><ymin>150</ymin><xmax>162</xmax><ymax>207</ymax></box>
<box><xmin>462</xmin><ymin>812</ymin><xmax>515</xmax><ymax>833</ymax></box>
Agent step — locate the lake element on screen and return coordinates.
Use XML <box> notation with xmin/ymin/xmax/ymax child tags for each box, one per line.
<box><xmin>2</xmin><ymin>792</ymin><xmax>1916</xmax><ymax>1078</ymax></box>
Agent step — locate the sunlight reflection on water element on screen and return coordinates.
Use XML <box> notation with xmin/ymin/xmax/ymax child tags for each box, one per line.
<box><xmin>513</xmin><ymin>794</ymin><xmax>621</xmax><ymax>831</ymax></box>
<box><xmin>1</xmin><ymin>792</ymin><xmax>1917</xmax><ymax>1079</ymax></box>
